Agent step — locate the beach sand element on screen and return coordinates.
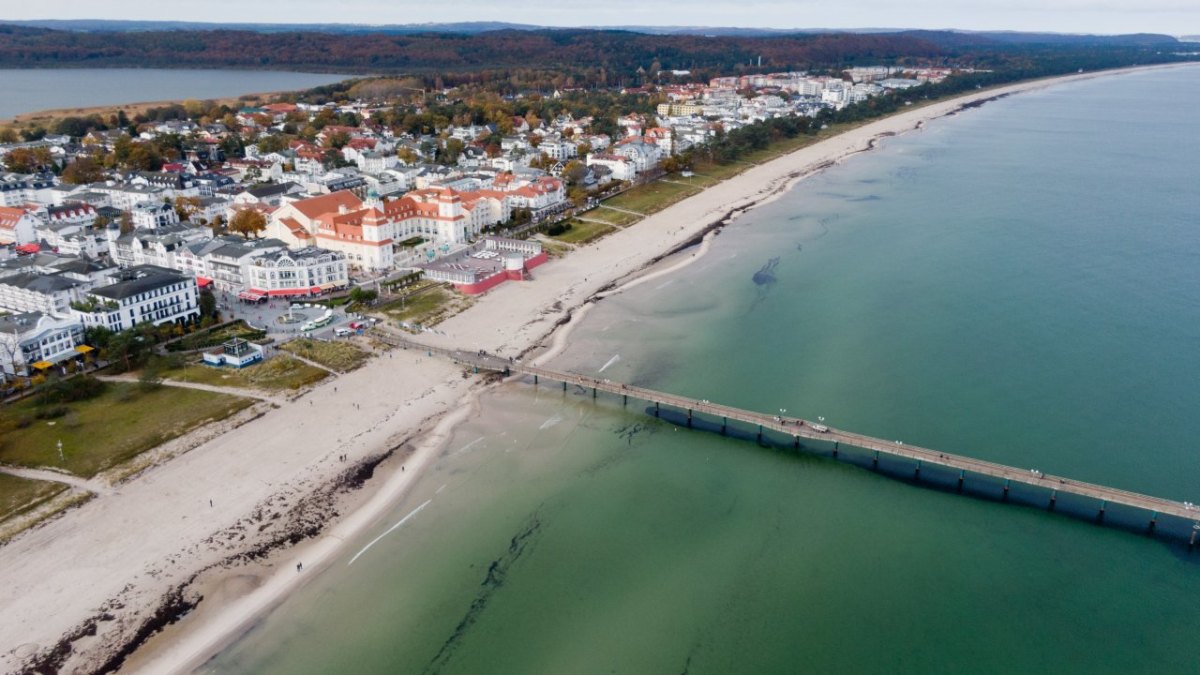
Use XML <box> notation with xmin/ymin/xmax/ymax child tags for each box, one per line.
<box><xmin>0</xmin><ymin>63</ymin><xmax>1191</xmax><ymax>675</ymax></box>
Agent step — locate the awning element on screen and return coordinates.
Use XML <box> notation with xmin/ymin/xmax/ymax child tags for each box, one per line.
<box><xmin>265</xmin><ymin>287</ymin><xmax>317</xmax><ymax>297</ymax></box>
<box><xmin>238</xmin><ymin>290</ymin><xmax>266</xmax><ymax>301</ymax></box>
<box><xmin>74</xmin><ymin>345</ymin><xmax>95</xmax><ymax>353</ymax></box>
<box><xmin>318</xmin><ymin>282</ymin><xmax>339</xmax><ymax>290</ymax></box>
<box><xmin>31</xmin><ymin>361</ymin><xmax>54</xmax><ymax>370</ymax></box>
<box><xmin>195</xmin><ymin>276</ymin><xmax>214</xmax><ymax>288</ymax></box>
<box><xmin>16</xmin><ymin>243</ymin><xmax>40</xmax><ymax>254</ymax></box>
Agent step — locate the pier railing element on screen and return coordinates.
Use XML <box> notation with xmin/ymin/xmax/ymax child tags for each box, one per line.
<box><xmin>380</xmin><ymin>333</ymin><xmax>1200</xmax><ymax>542</ymax></box>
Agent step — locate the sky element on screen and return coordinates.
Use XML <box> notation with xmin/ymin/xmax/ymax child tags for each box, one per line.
<box><xmin>9</xmin><ymin>0</ymin><xmax>1200</xmax><ymax>36</ymax></box>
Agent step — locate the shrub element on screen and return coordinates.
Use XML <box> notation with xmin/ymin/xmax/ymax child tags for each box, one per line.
<box><xmin>36</xmin><ymin>376</ymin><xmax>107</xmax><ymax>406</ymax></box>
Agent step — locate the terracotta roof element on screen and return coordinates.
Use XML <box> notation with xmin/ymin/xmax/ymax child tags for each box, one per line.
<box><xmin>290</xmin><ymin>191</ymin><xmax>363</xmax><ymax>220</ymax></box>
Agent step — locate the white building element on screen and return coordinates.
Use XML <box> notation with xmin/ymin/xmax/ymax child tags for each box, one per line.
<box><xmin>244</xmin><ymin>248</ymin><xmax>349</xmax><ymax>298</ymax></box>
<box><xmin>75</xmin><ymin>265</ymin><xmax>200</xmax><ymax>332</ymax></box>
<box><xmin>0</xmin><ymin>311</ymin><xmax>85</xmax><ymax>378</ymax></box>
<box><xmin>0</xmin><ymin>272</ymin><xmax>82</xmax><ymax>315</ymax></box>
<box><xmin>0</xmin><ymin>206</ymin><xmax>40</xmax><ymax>245</ymax></box>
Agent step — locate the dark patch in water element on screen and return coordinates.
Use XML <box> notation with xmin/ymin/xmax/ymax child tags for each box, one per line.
<box><xmin>423</xmin><ymin>515</ymin><xmax>543</xmax><ymax>674</ymax></box>
<box><xmin>796</xmin><ymin>243</ymin><xmax>803</xmax><ymax>252</ymax></box>
<box><xmin>752</xmin><ymin>257</ymin><xmax>780</xmax><ymax>286</ymax></box>
<box><xmin>849</xmin><ymin>194</ymin><xmax>882</xmax><ymax>202</ymax></box>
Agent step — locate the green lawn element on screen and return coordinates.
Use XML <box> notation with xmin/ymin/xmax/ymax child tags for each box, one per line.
<box><xmin>0</xmin><ymin>473</ymin><xmax>67</xmax><ymax>524</ymax></box>
<box><xmin>603</xmin><ymin>181</ymin><xmax>702</xmax><ymax>215</ymax></box>
<box><xmin>374</xmin><ymin>286</ymin><xmax>473</xmax><ymax>328</ymax></box>
<box><xmin>280</xmin><ymin>338</ymin><xmax>371</xmax><ymax>372</ymax></box>
<box><xmin>579</xmin><ymin>208</ymin><xmax>640</xmax><ymax>227</ymax></box>
<box><xmin>0</xmin><ymin>383</ymin><xmax>252</xmax><ymax>478</ymax></box>
<box><xmin>663</xmin><ymin>172</ymin><xmax>720</xmax><ymax>188</ymax></box>
<box><xmin>551</xmin><ymin>219</ymin><xmax>617</xmax><ymax>245</ymax></box>
<box><xmin>164</xmin><ymin>356</ymin><xmax>328</xmax><ymax>391</ymax></box>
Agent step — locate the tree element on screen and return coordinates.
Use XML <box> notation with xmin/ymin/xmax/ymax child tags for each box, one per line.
<box><xmin>174</xmin><ymin>196</ymin><xmax>202</xmax><ymax>222</ymax></box>
<box><xmin>348</xmin><ymin>287</ymin><xmax>378</xmax><ymax>305</ymax></box>
<box><xmin>119</xmin><ymin>210</ymin><xmax>134</xmax><ymax>234</ymax></box>
<box><xmin>562</xmin><ymin>159</ymin><xmax>588</xmax><ymax>185</ymax></box>
<box><xmin>0</xmin><ymin>127</ymin><xmax>18</xmax><ymax>143</ymax></box>
<box><xmin>3</xmin><ymin>147</ymin><xmax>46</xmax><ymax>173</ymax></box>
<box><xmin>61</xmin><ymin>157</ymin><xmax>105</xmax><ymax>185</ymax></box>
<box><xmin>229</xmin><ymin>209</ymin><xmax>267</xmax><ymax>239</ymax></box>
<box><xmin>198</xmin><ymin>288</ymin><xmax>218</xmax><ymax>320</ymax></box>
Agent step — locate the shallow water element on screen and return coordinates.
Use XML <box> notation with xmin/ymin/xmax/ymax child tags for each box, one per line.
<box><xmin>208</xmin><ymin>66</ymin><xmax>1200</xmax><ymax>674</ymax></box>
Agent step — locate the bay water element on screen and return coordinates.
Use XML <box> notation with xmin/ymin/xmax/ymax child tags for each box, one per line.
<box><xmin>206</xmin><ymin>66</ymin><xmax>1200</xmax><ymax>674</ymax></box>
<box><xmin>0</xmin><ymin>69</ymin><xmax>347</xmax><ymax>119</ymax></box>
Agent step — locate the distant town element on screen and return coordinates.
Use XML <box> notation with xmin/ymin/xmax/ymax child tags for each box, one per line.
<box><xmin>0</xmin><ymin>65</ymin><xmax>955</xmax><ymax>384</ymax></box>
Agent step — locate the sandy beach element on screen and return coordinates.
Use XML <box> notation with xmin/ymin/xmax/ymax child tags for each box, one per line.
<box><xmin>0</xmin><ymin>62</ymin><xmax>1192</xmax><ymax>675</ymax></box>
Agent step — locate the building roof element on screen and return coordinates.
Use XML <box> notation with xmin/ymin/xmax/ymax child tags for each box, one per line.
<box><xmin>90</xmin><ymin>265</ymin><xmax>190</xmax><ymax>300</ymax></box>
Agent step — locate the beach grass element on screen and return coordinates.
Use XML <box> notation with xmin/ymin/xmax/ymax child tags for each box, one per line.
<box><xmin>580</xmin><ymin>208</ymin><xmax>640</xmax><ymax>227</ymax></box>
<box><xmin>374</xmin><ymin>286</ymin><xmax>474</xmax><ymax>328</ymax></box>
<box><xmin>0</xmin><ymin>473</ymin><xmax>68</xmax><ymax>524</ymax></box>
<box><xmin>603</xmin><ymin>181</ymin><xmax>702</xmax><ymax>215</ymax></box>
<box><xmin>279</xmin><ymin>339</ymin><xmax>371</xmax><ymax>372</ymax></box>
<box><xmin>0</xmin><ymin>383</ymin><xmax>252</xmax><ymax>478</ymax></box>
<box><xmin>163</xmin><ymin>356</ymin><xmax>328</xmax><ymax>391</ymax></box>
<box><xmin>551</xmin><ymin>219</ymin><xmax>617</xmax><ymax>245</ymax></box>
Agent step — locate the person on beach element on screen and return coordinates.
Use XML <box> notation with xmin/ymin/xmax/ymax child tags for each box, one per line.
<box><xmin>297</xmin><ymin>562</ymin><xmax>303</xmax><ymax>572</ymax></box>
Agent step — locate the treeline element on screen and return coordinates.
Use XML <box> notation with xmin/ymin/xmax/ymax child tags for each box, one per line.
<box><xmin>0</xmin><ymin>24</ymin><xmax>941</xmax><ymax>80</ymax></box>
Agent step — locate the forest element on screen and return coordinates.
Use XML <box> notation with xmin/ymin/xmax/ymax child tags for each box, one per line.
<box><xmin>0</xmin><ymin>25</ymin><xmax>943</xmax><ymax>78</ymax></box>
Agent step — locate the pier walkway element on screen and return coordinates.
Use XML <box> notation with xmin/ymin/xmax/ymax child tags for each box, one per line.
<box><xmin>380</xmin><ymin>334</ymin><xmax>1200</xmax><ymax>541</ymax></box>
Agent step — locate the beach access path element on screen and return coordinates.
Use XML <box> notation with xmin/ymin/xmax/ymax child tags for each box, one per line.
<box><xmin>3</xmin><ymin>62</ymin><xmax>1196</xmax><ymax>675</ymax></box>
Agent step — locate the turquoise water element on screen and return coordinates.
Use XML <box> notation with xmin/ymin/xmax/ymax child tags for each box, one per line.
<box><xmin>207</xmin><ymin>67</ymin><xmax>1200</xmax><ymax>674</ymax></box>
<box><xmin>0</xmin><ymin>69</ymin><xmax>347</xmax><ymax>118</ymax></box>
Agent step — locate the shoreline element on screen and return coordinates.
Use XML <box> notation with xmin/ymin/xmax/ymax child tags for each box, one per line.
<box><xmin>2</xmin><ymin>61</ymin><xmax>1194</xmax><ymax>675</ymax></box>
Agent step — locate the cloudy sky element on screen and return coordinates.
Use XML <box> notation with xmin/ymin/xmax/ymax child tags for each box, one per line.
<box><xmin>12</xmin><ymin>0</ymin><xmax>1200</xmax><ymax>35</ymax></box>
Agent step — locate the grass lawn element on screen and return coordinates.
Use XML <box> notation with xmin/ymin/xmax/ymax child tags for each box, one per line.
<box><xmin>663</xmin><ymin>172</ymin><xmax>720</xmax><ymax>188</ymax></box>
<box><xmin>280</xmin><ymin>338</ymin><xmax>370</xmax><ymax>372</ymax></box>
<box><xmin>374</xmin><ymin>286</ymin><xmax>474</xmax><ymax>328</ymax></box>
<box><xmin>580</xmin><ymin>208</ymin><xmax>640</xmax><ymax>227</ymax></box>
<box><xmin>163</xmin><ymin>356</ymin><xmax>328</xmax><ymax>391</ymax></box>
<box><xmin>604</xmin><ymin>181</ymin><xmax>701</xmax><ymax>215</ymax></box>
<box><xmin>0</xmin><ymin>473</ymin><xmax>67</xmax><ymax>524</ymax></box>
<box><xmin>0</xmin><ymin>383</ymin><xmax>252</xmax><ymax>478</ymax></box>
<box><xmin>551</xmin><ymin>219</ymin><xmax>617</xmax><ymax>245</ymax></box>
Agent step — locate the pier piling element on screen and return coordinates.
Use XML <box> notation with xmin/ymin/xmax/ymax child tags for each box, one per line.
<box><xmin>833</xmin><ymin>441</ymin><xmax>839</xmax><ymax>458</ymax></box>
<box><xmin>872</xmin><ymin>450</ymin><xmax>879</xmax><ymax>470</ymax></box>
<box><xmin>721</xmin><ymin>417</ymin><xmax>727</xmax><ymax>435</ymax></box>
<box><xmin>623</xmin><ymin>394</ymin><xmax>628</xmax><ymax>406</ymax></box>
<box><xmin>914</xmin><ymin>460</ymin><xmax>921</xmax><ymax>480</ymax></box>
<box><xmin>794</xmin><ymin>435</ymin><xmax>799</xmax><ymax>449</ymax></box>
<box><xmin>534</xmin><ymin>374</ymin><xmax>538</xmax><ymax>385</ymax></box>
<box><xmin>958</xmin><ymin>470</ymin><xmax>965</xmax><ymax>493</ymax></box>
<box><xmin>1098</xmin><ymin>500</ymin><xmax>1106</xmax><ymax>522</ymax></box>
<box><xmin>687</xmin><ymin>409</ymin><xmax>693</xmax><ymax>428</ymax></box>
<box><xmin>1190</xmin><ymin>524</ymin><xmax>1199</xmax><ymax>550</ymax></box>
<box><xmin>1149</xmin><ymin>511</ymin><xmax>1158</xmax><ymax>533</ymax></box>
<box><xmin>593</xmin><ymin>387</ymin><xmax>597</xmax><ymax>399</ymax></box>
<box><xmin>1049</xmin><ymin>490</ymin><xmax>1057</xmax><ymax>511</ymax></box>
<box><xmin>1003</xmin><ymin>479</ymin><xmax>1010</xmax><ymax>501</ymax></box>
<box><xmin>757</xmin><ymin>424</ymin><xmax>763</xmax><ymax>443</ymax></box>
<box><xmin>654</xmin><ymin>401</ymin><xmax>660</xmax><ymax>417</ymax></box>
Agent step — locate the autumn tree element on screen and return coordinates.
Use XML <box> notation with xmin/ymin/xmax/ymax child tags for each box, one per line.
<box><xmin>61</xmin><ymin>157</ymin><xmax>105</xmax><ymax>184</ymax></box>
<box><xmin>229</xmin><ymin>209</ymin><xmax>267</xmax><ymax>239</ymax></box>
<box><xmin>174</xmin><ymin>196</ymin><xmax>202</xmax><ymax>222</ymax></box>
<box><xmin>3</xmin><ymin>147</ymin><xmax>52</xmax><ymax>173</ymax></box>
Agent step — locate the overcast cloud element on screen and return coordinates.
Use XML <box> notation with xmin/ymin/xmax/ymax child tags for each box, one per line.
<box><xmin>11</xmin><ymin>0</ymin><xmax>1200</xmax><ymax>35</ymax></box>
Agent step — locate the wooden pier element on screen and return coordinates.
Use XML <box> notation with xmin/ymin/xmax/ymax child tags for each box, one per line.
<box><xmin>384</xmin><ymin>335</ymin><xmax>1200</xmax><ymax>543</ymax></box>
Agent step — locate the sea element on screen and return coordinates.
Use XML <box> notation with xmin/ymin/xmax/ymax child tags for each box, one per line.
<box><xmin>0</xmin><ymin>69</ymin><xmax>347</xmax><ymax>119</ymax></box>
<box><xmin>205</xmin><ymin>66</ymin><xmax>1200</xmax><ymax>674</ymax></box>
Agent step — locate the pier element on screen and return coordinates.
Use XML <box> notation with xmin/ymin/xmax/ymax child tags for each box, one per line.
<box><xmin>383</xmin><ymin>335</ymin><xmax>1200</xmax><ymax>544</ymax></box>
